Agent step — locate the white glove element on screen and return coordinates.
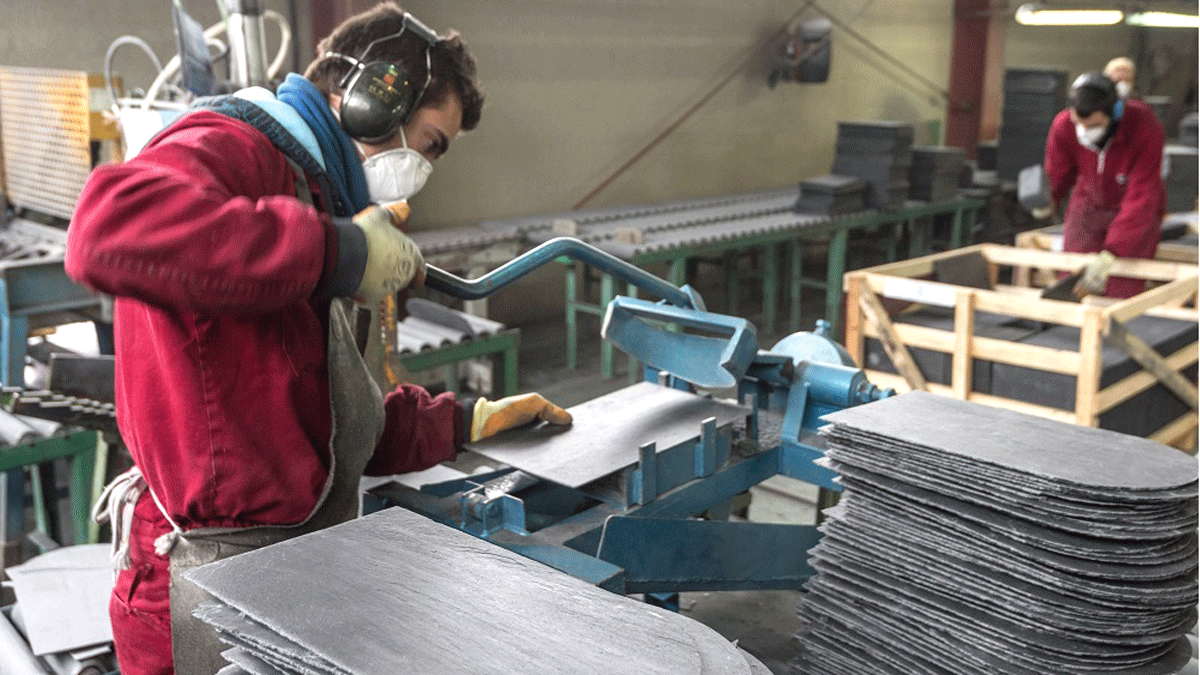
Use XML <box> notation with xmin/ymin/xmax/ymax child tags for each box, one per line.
<box><xmin>1031</xmin><ymin>205</ymin><xmax>1053</xmax><ymax>220</ymax></box>
<box><xmin>352</xmin><ymin>205</ymin><xmax>426</xmax><ymax>304</ymax></box>
<box><xmin>1073</xmin><ymin>250</ymin><xmax>1116</xmax><ymax>298</ymax></box>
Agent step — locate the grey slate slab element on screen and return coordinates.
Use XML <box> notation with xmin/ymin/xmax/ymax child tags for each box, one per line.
<box><xmin>820</xmin><ymin>392</ymin><xmax>1198</xmax><ymax>492</ymax></box>
<box><xmin>467</xmin><ymin>381</ymin><xmax>748</xmax><ymax>488</ymax></box>
<box><xmin>188</xmin><ymin>507</ymin><xmax>754</xmax><ymax>674</ymax></box>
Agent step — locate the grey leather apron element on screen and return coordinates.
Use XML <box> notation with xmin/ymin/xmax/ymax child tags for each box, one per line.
<box><xmin>169</xmin><ymin>299</ymin><xmax>386</xmax><ymax>675</ymax></box>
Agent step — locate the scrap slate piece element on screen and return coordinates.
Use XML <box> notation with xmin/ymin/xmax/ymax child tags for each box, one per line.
<box><xmin>188</xmin><ymin>507</ymin><xmax>753</xmax><ymax>674</ymax></box>
<box><xmin>466</xmin><ymin>381</ymin><xmax>748</xmax><ymax>488</ymax></box>
<box><xmin>5</xmin><ymin>543</ymin><xmax>114</xmax><ymax>655</ymax></box>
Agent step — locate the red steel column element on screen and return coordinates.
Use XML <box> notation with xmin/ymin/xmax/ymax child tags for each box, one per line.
<box><xmin>945</xmin><ymin>0</ymin><xmax>1007</xmax><ymax>157</ymax></box>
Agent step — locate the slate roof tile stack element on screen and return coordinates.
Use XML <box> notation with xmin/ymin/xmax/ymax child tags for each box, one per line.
<box><xmin>793</xmin><ymin>392</ymin><xmax>1198</xmax><ymax>675</ymax></box>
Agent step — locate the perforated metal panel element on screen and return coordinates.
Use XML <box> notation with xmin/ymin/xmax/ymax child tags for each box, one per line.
<box><xmin>0</xmin><ymin>67</ymin><xmax>93</xmax><ymax>220</ymax></box>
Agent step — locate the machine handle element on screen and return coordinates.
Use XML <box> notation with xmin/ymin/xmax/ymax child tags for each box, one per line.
<box><xmin>423</xmin><ymin>237</ymin><xmax>695</xmax><ymax>308</ymax></box>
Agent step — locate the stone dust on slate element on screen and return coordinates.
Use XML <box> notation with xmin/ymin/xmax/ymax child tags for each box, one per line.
<box><xmin>792</xmin><ymin>392</ymin><xmax>1198</xmax><ymax>675</ymax></box>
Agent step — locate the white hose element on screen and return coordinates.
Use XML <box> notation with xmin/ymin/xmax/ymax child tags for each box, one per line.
<box><xmin>264</xmin><ymin>9</ymin><xmax>293</xmax><ymax>79</ymax></box>
<box><xmin>139</xmin><ymin>9</ymin><xmax>293</xmax><ymax>110</ymax></box>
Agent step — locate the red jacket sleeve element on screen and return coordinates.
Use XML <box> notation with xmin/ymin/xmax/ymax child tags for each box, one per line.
<box><xmin>1044</xmin><ymin>110</ymin><xmax>1078</xmax><ymax>206</ymax></box>
<box><xmin>66</xmin><ymin>112</ymin><xmax>330</xmax><ymax>314</ymax></box>
<box><xmin>1103</xmin><ymin>108</ymin><xmax>1166</xmax><ymax>258</ymax></box>
<box><xmin>365</xmin><ymin>384</ymin><xmax>463</xmax><ymax>476</ymax></box>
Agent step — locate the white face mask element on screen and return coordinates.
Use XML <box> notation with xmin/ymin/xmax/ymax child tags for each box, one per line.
<box><xmin>1076</xmin><ymin>122</ymin><xmax>1106</xmax><ymax>148</ymax></box>
<box><xmin>359</xmin><ymin>128</ymin><xmax>432</xmax><ymax>204</ymax></box>
<box><xmin>1115</xmin><ymin>81</ymin><xmax>1132</xmax><ymax>98</ymax></box>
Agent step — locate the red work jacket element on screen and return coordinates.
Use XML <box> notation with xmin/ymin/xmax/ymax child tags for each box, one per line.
<box><xmin>66</xmin><ymin>111</ymin><xmax>462</xmax><ymax>673</ymax></box>
<box><xmin>1044</xmin><ymin>99</ymin><xmax>1166</xmax><ymax>297</ymax></box>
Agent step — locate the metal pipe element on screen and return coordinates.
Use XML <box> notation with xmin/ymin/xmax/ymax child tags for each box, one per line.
<box><xmin>0</xmin><ymin>610</ymin><xmax>46</xmax><ymax>675</ymax></box>
<box><xmin>423</xmin><ymin>237</ymin><xmax>694</xmax><ymax>308</ymax></box>
<box><xmin>226</xmin><ymin>0</ymin><xmax>269</xmax><ymax>87</ymax></box>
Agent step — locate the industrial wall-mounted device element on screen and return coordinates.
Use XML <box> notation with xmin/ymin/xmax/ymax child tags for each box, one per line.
<box><xmin>769</xmin><ymin>17</ymin><xmax>832</xmax><ymax>88</ymax></box>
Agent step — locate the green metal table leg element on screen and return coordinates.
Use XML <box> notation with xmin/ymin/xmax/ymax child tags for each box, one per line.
<box><xmin>600</xmin><ymin>273</ymin><xmax>615</xmax><ymax>379</ymax></box>
<box><xmin>825</xmin><ymin>229</ymin><xmax>849</xmax><ymax>330</ymax></box>
<box><xmin>762</xmin><ymin>243</ymin><xmax>778</xmax><ymax>339</ymax></box>
<box><xmin>963</xmin><ymin>206</ymin><xmax>979</xmax><ymax>248</ymax></box>
<box><xmin>723</xmin><ymin>251</ymin><xmax>739</xmax><ymax>315</ymax></box>
<box><xmin>2</xmin><ymin>470</ymin><xmax>21</xmax><ymax>571</ymax></box>
<box><xmin>88</xmin><ymin>435</ymin><xmax>108</xmax><ymax>544</ymax></box>
<box><xmin>503</xmin><ymin>338</ymin><xmax>519</xmax><ymax>397</ymax></box>
<box><xmin>667</xmin><ymin>257</ymin><xmax>687</xmax><ymax>288</ymax></box>
<box><xmin>790</xmin><ymin>239</ymin><xmax>802</xmax><ymax>333</ymax></box>
<box><xmin>68</xmin><ymin>436</ymin><xmax>97</xmax><ymax>546</ymax></box>
<box><xmin>564</xmin><ymin>261</ymin><xmax>578</xmax><ymax>371</ymax></box>
<box><xmin>950</xmin><ymin>207</ymin><xmax>966</xmax><ymax>249</ymax></box>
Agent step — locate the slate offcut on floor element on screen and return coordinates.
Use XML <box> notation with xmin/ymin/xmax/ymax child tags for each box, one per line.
<box><xmin>791</xmin><ymin>392</ymin><xmax>1199</xmax><ymax>675</ymax></box>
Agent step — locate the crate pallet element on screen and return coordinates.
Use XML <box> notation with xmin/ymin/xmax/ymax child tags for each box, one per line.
<box><xmin>844</xmin><ymin>244</ymin><xmax>1198</xmax><ymax>451</ymax></box>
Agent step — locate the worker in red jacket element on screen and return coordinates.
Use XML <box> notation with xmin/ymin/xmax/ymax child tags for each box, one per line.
<box><xmin>1042</xmin><ymin>72</ymin><xmax>1166</xmax><ymax>298</ymax></box>
<box><xmin>66</xmin><ymin>4</ymin><xmax>571</xmax><ymax>674</ymax></box>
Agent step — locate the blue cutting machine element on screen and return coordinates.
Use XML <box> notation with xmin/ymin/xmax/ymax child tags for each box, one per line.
<box><xmin>367</xmin><ymin>237</ymin><xmax>891</xmax><ymax>597</ymax></box>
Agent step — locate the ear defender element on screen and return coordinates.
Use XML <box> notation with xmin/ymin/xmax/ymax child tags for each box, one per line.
<box><xmin>327</xmin><ymin>13</ymin><xmax>439</xmax><ymax>144</ymax></box>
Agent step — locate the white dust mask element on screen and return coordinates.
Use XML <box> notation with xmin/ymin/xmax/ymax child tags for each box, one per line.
<box><xmin>1076</xmin><ymin>122</ymin><xmax>1106</xmax><ymax>148</ymax></box>
<box><xmin>359</xmin><ymin>128</ymin><xmax>432</xmax><ymax>204</ymax></box>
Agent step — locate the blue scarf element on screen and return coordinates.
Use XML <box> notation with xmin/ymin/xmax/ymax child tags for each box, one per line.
<box><xmin>276</xmin><ymin>73</ymin><xmax>370</xmax><ymax>216</ymax></box>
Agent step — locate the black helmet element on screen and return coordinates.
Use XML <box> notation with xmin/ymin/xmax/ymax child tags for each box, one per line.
<box><xmin>1070</xmin><ymin>72</ymin><xmax>1118</xmax><ymax>118</ymax></box>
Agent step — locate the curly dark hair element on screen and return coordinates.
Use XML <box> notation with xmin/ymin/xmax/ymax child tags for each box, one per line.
<box><xmin>304</xmin><ymin>2</ymin><xmax>484</xmax><ymax>131</ymax></box>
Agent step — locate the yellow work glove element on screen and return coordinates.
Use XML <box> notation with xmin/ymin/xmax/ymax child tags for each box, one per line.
<box><xmin>352</xmin><ymin>204</ymin><xmax>425</xmax><ymax>304</ymax></box>
<box><xmin>471</xmin><ymin>393</ymin><xmax>573</xmax><ymax>442</ymax></box>
<box><xmin>1073</xmin><ymin>250</ymin><xmax>1116</xmax><ymax>299</ymax></box>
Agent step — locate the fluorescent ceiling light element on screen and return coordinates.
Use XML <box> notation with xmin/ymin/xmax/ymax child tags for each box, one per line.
<box><xmin>1014</xmin><ymin>4</ymin><xmax>1124</xmax><ymax>25</ymax></box>
<box><xmin>1125</xmin><ymin>11</ymin><xmax>1200</xmax><ymax>28</ymax></box>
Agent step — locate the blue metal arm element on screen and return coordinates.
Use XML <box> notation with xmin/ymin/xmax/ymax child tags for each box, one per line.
<box><xmin>422</xmin><ymin>237</ymin><xmax>695</xmax><ymax>308</ymax></box>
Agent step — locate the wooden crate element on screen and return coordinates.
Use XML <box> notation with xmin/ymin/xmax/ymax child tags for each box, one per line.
<box><xmin>844</xmin><ymin>244</ymin><xmax>1199</xmax><ymax>452</ymax></box>
<box><xmin>1014</xmin><ymin>218</ymin><xmax>1198</xmax><ymax>283</ymax></box>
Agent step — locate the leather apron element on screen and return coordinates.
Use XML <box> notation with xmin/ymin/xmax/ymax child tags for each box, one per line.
<box><xmin>168</xmin><ymin>299</ymin><xmax>385</xmax><ymax>675</ymax></box>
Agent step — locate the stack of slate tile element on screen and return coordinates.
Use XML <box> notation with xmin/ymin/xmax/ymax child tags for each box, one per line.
<box><xmin>792</xmin><ymin>392</ymin><xmax>1199</xmax><ymax>675</ymax></box>
<box><xmin>186</xmin><ymin>507</ymin><xmax>768</xmax><ymax>675</ymax></box>
<box><xmin>1164</xmin><ymin>144</ymin><xmax>1199</xmax><ymax>213</ymax></box>
<box><xmin>908</xmin><ymin>146</ymin><xmax>966</xmax><ymax>202</ymax></box>
<box><xmin>796</xmin><ymin>174</ymin><xmax>867</xmax><ymax>215</ymax></box>
<box><xmin>997</xmin><ymin>68</ymin><xmax>1068</xmax><ymax>181</ymax></box>
<box><xmin>831</xmin><ymin>121</ymin><xmax>913</xmax><ymax>210</ymax></box>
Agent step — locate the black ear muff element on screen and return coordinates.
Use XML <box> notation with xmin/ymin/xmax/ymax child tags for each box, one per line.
<box><xmin>339</xmin><ymin>60</ymin><xmax>422</xmax><ymax>143</ymax></box>
<box><xmin>330</xmin><ymin>13</ymin><xmax>439</xmax><ymax>144</ymax></box>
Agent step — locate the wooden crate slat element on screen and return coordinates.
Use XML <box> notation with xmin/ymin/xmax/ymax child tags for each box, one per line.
<box><xmin>845</xmin><ymin>244</ymin><xmax>1198</xmax><ymax>450</ymax></box>
<box><xmin>1095</xmin><ymin>343</ymin><xmax>1199</xmax><ymax>413</ymax></box>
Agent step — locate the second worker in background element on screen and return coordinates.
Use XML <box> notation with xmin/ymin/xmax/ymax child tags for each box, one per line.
<box><xmin>1043</xmin><ymin>72</ymin><xmax>1166</xmax><ymax>298</ymax></box>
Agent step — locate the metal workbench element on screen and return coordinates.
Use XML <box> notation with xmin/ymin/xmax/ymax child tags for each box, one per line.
<box><xmin>557</xmin><ymin>196</ymin><xmax>985</xmax><ymax>378</ymax></box>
